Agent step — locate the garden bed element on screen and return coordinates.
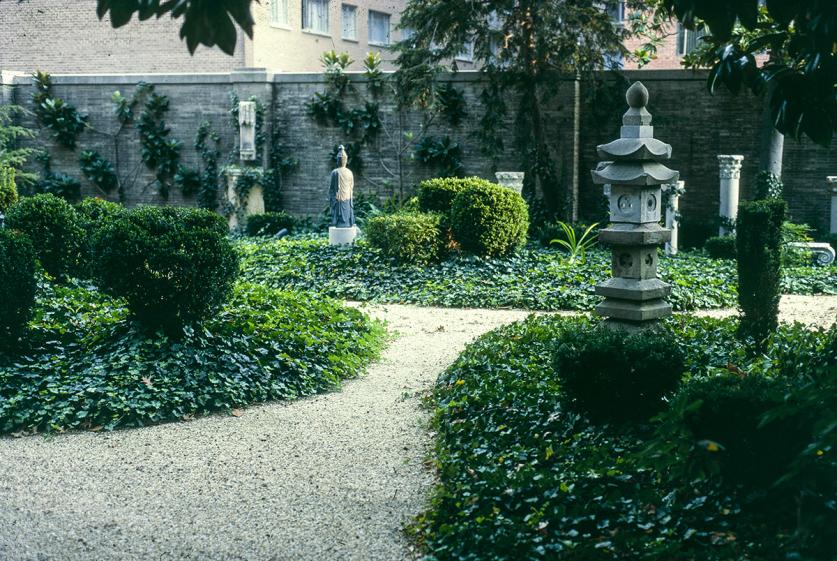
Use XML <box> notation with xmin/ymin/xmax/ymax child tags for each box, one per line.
<box><xmin>239</xmin><ymin>236</ymin><xmax>836</xmax><ymax>311</ymax></box>
<box><xmin>412</xmin><ymin>314</ymin><xmax>837</xmax><ymax>561</ymax></box>
<box><xmin>0</xmin><ymin>280</ymin><xmax>385</xmax><ymax>435</ymax></box>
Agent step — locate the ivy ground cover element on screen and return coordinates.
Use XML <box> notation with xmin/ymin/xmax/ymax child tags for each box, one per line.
<box><xmin>239</xmin><ymin>237</ymin><xmax>836</xmax><ymax>311</ymax></box>
<box><xmin>413</xmin><ymin>315</ymin><xmax>837</xmax><ymax>561</ymax></box>
<box><xmin>0</xmin><ymin>281</ymin><xmax>385</xmax><ymax>435</ymax></box>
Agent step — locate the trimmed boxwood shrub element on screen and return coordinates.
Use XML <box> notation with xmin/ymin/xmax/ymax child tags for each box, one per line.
<box><xmin>0</xmin><ymin>229</ymin><xmax>37</xmax><ymax>349</ymax></box>
<box><xmin>365</xmin><ymin>212</ymin><xmax>446</xmax><ymax>264</ymax></box>
<box><xmin>450</xmin><ymin>181</ymin><xmax>529</xmax><ymax>256</ymax></box>
<box><xmin>704</xmin><ymin>235</ymin><xmax>737</xmax><ymax>259</ymax></box>
<box><xmin>93</xmin><ymin>206</ymin><xmax>239</xmax><ymax>332</ymax></box>
<box><xmin>245</xmin><ymin>211</ymin><xmax>296</xmax><ymax>237</ymax></box>
<box><xmin>0</xmin><ymin>166</ymin><xmax>18</xmax><ymax>212</ymax></box>
<box><xmin>553</xmin><ymin>324</ymin><xmax>685</xmax><ymax>423</ymax></box>
<box><xmin>5</xmin><ymin>193</ymin><xmax>84</xmax><ymax>279</ymax></box>
<box><xmin>75</xmin><ymin>198</ymin><xmax>126</xmax><ymax>278</ymax></box>
<box><xmin>417</xmin><ymin>176</ymin><xmax>496</xmax><ymax>214</ymax></box>
<box><xmin>737</xmin><ymin>199</ymin><xmax>785</xmax><ymax>343</ymax></box>
<box><xmin>668</xmin><ymin>374</ymin><xmax>810</xmax><ymax>489</ymax></box>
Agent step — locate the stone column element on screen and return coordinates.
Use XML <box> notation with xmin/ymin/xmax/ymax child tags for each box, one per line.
<box><xmin>829</xmin><ymin>176</ymin><xmax>837</xmax><ymax>235</ymax></box>
<box><xmin>495</xmin><ymin>172</ymin><xmax>524</xmax><ymax>194</ymax></box>
<box><xmin>591</xmin><ymin>82</ymin><xmax>678</xmax><ymax>328</ymax></box>
<box><xmin>664</xmin><ymin>181</ymin><xmax>684</xmax><ymax>256</ymax></box>
<box><xmin>225</xmin><ymin>166</ymin><xmax>265</xmax><ymax>230</ymax></box>
<box><xmin>718</xmin><ymin>155</ymin><xmax>743</xmax><ymax>236</ymax></box>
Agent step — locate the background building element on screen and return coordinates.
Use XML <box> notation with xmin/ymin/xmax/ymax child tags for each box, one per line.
<box><xmin>1</xmin><ymin>0</ymin><xmax>696</xmax><ymax>75</ymax></box>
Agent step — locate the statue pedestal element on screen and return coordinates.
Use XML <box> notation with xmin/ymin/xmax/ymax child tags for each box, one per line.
<box><xmin>329</xmin><ymin>226</ymin><xmax>358</xmax><ymax>246</ymax></box>
<box><xmin>225</xmin><ymin>166</ymin><xmax>265</xmax><ymax>231</ymax></box>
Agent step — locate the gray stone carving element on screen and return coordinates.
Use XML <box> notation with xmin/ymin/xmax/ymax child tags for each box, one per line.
<box><xmin>829</xmin><ymin>176</ymin><xmax>837</xmax><ymax>234</ymax></box>
<box><xmin>591</xmin><ymin>82</ymin><xmax>677</xmax><ymax>326</ymax></box>
<box><xmin>328</xmin><ymin>145</ymin><xmax>357</xmax><ymax>245</ymax></box>
<box><xmin>786</xmin><ymin>242</ymin><xmax>835</xmax><ymax>266</ymax></box>
<box><xmin>717</xmin><ymin>154</ymin><xmax>743</xmax><ymax>236</ymax></box>
<box><xmin>663</xmin><ymin>181</ymin><xmax>684</xmax><ymax>256</ymax></box>
<box><xmin>239</xmin><ymin>101</ymin><xmax>257</xmax><ymax>161</ymax></box>
<box><xmin>495</xmin><ymin>172</ymin><xmax>525</xmax><ymax>194</ymax></box>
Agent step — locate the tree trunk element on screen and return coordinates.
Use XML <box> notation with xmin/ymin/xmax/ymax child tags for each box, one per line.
<box><xmin>758</xmin><ymin>62</ymin><xmax>784</xmax><ymax>178</ymax></box>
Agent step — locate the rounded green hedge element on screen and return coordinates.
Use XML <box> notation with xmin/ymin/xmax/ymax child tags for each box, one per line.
<box><xmin>75</xmin><ymin>198</ymin><xmax>126</xmax><ymax>277</ymax></box>
<box><xmin>450</xmin><ymin>182</ymin><xmax>529</xmax><ymax>256</ymax></box>
<box><xmin>704</xmin><ymin>235</ymin><xmax>736</xmax><ymax>259</ymax></box>
<box><xmin>0</xmin><ymin>229</ymin><xmax>37</xmax><ymax>348</ymax></box>
<box><xmin>365</xmin><ymin>212</ymin><xmax>447</xmax><ymax>264</ymax></box>
<box><xmin>93</xmin><ymin>206</ymin><xmax>239</xmax><ymax>332</ymax></box>
<box><xmin>417</xmin><ymin>176</ymin><xmax>496</xmax><ymax>214</ymax></box>
<box><xmin>246</xmin><ymin>211</ymin><xmax>296</xmax><ymax>237</ymax></box>
<box><xmin>5</xmin><ymin>193</ymin><xmax>84</xmax><ymax>279</ymax></box>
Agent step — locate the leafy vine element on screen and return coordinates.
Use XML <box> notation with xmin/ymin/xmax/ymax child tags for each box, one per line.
<box><xmin>31</xmin><ymin>71</ymin><xmax>88</xmax><ymax>149</ymax></box>
<box><xmin>137</xmin><ymin>87</ymin><xmax>182</xmax><ymax>198</ymax></box>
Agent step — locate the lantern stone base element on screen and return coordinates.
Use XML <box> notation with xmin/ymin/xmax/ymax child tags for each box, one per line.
<box><xmin>329</xmin><ymin>226</ymin><xmax>358</xmax><ymax>246</ymax></box>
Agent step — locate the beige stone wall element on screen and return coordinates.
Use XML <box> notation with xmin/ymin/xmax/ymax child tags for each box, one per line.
<box><xmin>0</xmin><ymin>0</ymin><xmax>245</xmax><ymax>74</ymax></box>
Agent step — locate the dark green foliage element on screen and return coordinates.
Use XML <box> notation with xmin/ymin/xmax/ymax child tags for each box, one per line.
<box><xmin>668</xmin><ymin>375</ymin><xmax>807</xmax><ymax>488</ymax></box>
<box><xmin>93</xmin><ymin>206</ymin><xmax>239</xmax><ymax>332</ymax></box>
<box><xmin>75</xmin><ymin>197</ymin><xmax>125</xmax><ymax>277</ymax></box>
<box><xmin>0</xmin><ymin>104</ymin><xmax>39</xmax><ymax>186</ymax></box>
<box><xmin>5</xmin><ymin>194</ymin><xmax>84</xmax><ymax>279</ymax></box>
<box><xmin>415</xmin><ymin>313</ymin><xmax>837</xmax><ymax>561</ymax></box>
<box><xmin>0</xmin><ymin>165</ymin><xmax>18</xmax><ymax>211</ymax></box>
<box><xmin>536</xmin><ymin>221</ymin><xmax>601</xmax><ymax>248</ymax></box>
<box><xmin>137</xmin><ymin>87</ymin><xmax>181</xmax><ymax>197</ymax></box>
<box><xmin>0</xmin><ymin>281</ymin><xmax>384</xmax><ymax>434</ymax></box>
<box><xmin>0</xmin><ymin>229</ymin><xmax>37</xmax><ymax>348</ymax></box>
<box><xmin>194</xmin><ymin>121</ymin><xmax>223</xmax><ymax>209</ymax></box>
<box><xmin>414</xmin><ymin>136</ymin><xmax>464</xmax><ymax>178</ymax></box>
<box><xmin>31</xmin><ymin>71</ymin><xmax>88</xmax><ymax>149</ymax></box>
<box><xmin>736</xmin><ymin>199</ymin><xmax>786</xmax><ymax>343</ymax></box>
<box><xmin>451</xmin><ymin>182</ymin><xmax>529</xmax><ymax>257</ymax></box>
<box><xmin>365</xmin><ymin>212</ymin><xmax>447</xmax><ymax>264</ymax></box>
<box><xmin>417</xmin><ymin>176</ymin><xmax>494</xmax><ymax>214</ymax></box>
<box><xmin>240</xmin><ymin>238</ymin><xmax>836</xmax><ymax>312</ymax></box>
<box><xmin>174</xmin><ymin>165</ymin><xmax>201</xmax><ymax>196</ymax></box>
<box><xmin>704</xmin><ymin>235</ymin><xmax>737</xmax><ymax>259</ymax></box>
<box><xmin>245</xmin><ymin>211</ymin><xmax>296</xmax><ymax>237</ymax></box>
<box><xmin>754</xmin><ymin>170</ymin><xmax>783</xmax><ymax>200</ymax></box>
<box><xmin>553</xmin><ymin>325</ymin><xmax>685</xmax><ymax>423</ymax></box>
<box><xmin>79</xmin><ymin>150</ymin><xmax>118</xmax><ymax>193</ymax></box>
<box><xmin>435</xmin><ymin>83</ymin><xmax>468</xmax><ymax>126</ymax></box>
<box><xmin>33</xmin><ymin>152</ymin><xmax>81</xmax><ymax>201</ymax></box>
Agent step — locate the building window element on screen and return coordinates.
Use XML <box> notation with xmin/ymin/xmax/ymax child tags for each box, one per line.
<box><xmin>303</xmin><ymin>0</ymin><xmax>330</xmax><ymax>34</ymax></box>
<box><xmin>455</xmin><ymin>41</ymin><xmax>474</xmax><ymax>63</ymax></box>
<box><xmin>677</xmin><ymin>24</ymin><xmax>705</xmax><ymax>56</ymax></box>
<box><xmin>607</xmin><ymin>1</ymin><xmax>625</xmax><ymax>24</ymax></box>
<box><xmin>342</xmin><ymin>4</ymin><xmax>357</xmax><ymax>40</ymax></box>
<box><xmin>368</xmin><ymin>10</ymin><xmax>391</xmax><ymax>46</ymax></box>
<box><xmin>271</xmin><ymin>0</ymin><xmax>289</xmax><ymax>27</ymax></box>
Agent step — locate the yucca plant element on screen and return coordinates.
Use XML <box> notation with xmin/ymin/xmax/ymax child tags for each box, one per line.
<box><xmin>550</xmin><ymin>221</ymin><xmax>599</xmax><ymax>263</ymax></box>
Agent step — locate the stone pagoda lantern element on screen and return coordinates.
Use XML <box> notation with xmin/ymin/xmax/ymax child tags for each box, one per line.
<box><xmin>591</xmin><ymin>82</ymin><xmax>679</xmax><ymax>327</ymax></box>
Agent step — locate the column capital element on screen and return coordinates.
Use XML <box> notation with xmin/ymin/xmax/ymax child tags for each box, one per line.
<box><xmin>717</xmin><ymin>155</ymin><xmax>744</xmax><ymax>179</ymax></box>
<box><xmin>828</xmin><ymin>176</ymin><xmax>837</xmax><ymax>193</ymax></box>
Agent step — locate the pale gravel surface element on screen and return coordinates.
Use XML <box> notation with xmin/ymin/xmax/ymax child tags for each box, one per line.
<box><xmin>1</xmin><ymin>295</ymin><xmax>834</xmax><ymax>561</ymax></box>
<box><xmin>0</xmin><ymin>304</ymin><xmax>532</xmax><ymax>561</ymax></box>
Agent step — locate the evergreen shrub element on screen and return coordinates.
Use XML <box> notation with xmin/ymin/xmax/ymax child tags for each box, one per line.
<box><xmin>0</xmin><ymin>166</ymin><xmax>18</xmax><ymax>212</ymax></box>
<box><xmin>704</xmin><ymin>236</ymin><xmax>737</xmax><ymax>259</ymax></box>
<box><xmin>417</xmin><ymin>176</ymin><xmax>495</xmax><ymax>214</ymax></box>
<box><xmin>0</xmin><ymin>229</ymin><xmax>37</xmax><ymax>348</ymax></box>
<box><xmin>552</xmin><ymin>325</ymin><xmax>685</xmax><ymax>423</ymax></box>
<box><xmin>736</xmin><ymin>199</ymin><xmax>785</xmax><ymax>343</ymax></box>
<box><xmin>93</xmin><ymin>206</ymin><xmax>239</xmax><ymax>332</ymax></box>
<box><xmin>5</xmin><ymin>193</ymin><xmax>84</xmax><ymax>279</ymax></box>
<box><xmin>451</xmin><ymin>182</ymin><xmax>529</xmax><ymax>257</ymax></box>
<box><xmin>245</xmin><ymin>211</ymin><xmax>296</xmax><ymax>237</ymax></box>
<box><xmin>365</xmin><ymin>212</ymin><xmax>446</xmax><ymax>264</ymax></box>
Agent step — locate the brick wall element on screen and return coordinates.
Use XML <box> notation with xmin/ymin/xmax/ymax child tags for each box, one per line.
<box><xmin>2</xmin><ymin>69</ymin><xmax>834</xmax><ymax>234</ymax></box>
<box><xmin>0</xmin><ymin>0</ymin><xmax>244</xmax><ymax>74</ymax></box>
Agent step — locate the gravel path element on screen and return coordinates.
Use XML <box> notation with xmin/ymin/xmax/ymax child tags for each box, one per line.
<box><xmin>0</xmin><ymin>305</ymin><xmax>531</xmax><ymax>561</ymax></box>
<box><xmin>1</xmin><ymin>295</ymin><xmax>834</xmax><ymax>561</ymax></box>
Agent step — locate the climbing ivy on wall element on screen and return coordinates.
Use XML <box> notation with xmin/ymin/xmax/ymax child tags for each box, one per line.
<box><xmin>136</xmin><ymin>87</ymin><xmax>182</xmax><ymax>198</ymax></box>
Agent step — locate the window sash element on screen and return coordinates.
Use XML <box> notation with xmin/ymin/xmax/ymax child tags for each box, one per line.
<box><xmin>368</xmin><ymin>10</ymin><xmax>390</xmax><ymax>45</ymax></box>
<box><xmin>271</xmin><ymin>0</ymin><xmax>289</xmax><ymax>26</ymax></box>
<box><xmin>303</xmin><ymin>0</ymin><xmax>329</xmax><ymax>34</ymax></box>
<box><xmin>342</xmin><ymin>4</ymin><xmax>357</xmax><ymax>40</ymax></box>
